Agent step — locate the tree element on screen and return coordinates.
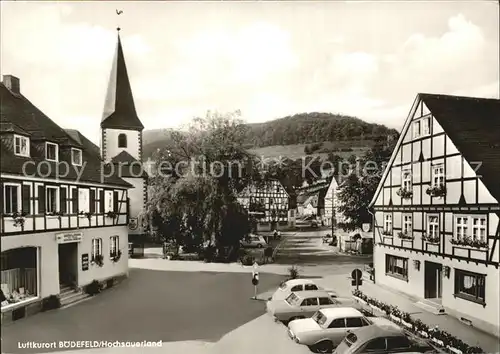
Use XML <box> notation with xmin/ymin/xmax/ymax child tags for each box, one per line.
<box><xmin>144</xmin><ymin>110</ymin><xmax>260</xmax><ymax>260</ymax></box>
<box><xmin>336</xmin><ymin>137</ymin><xmax>396</xmax><ymax>231</ymax></box>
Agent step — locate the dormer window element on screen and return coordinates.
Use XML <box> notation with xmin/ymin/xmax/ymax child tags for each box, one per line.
<box><xmin>45</xmin><ymin>142</ymin><xmax>58</xmax><ymax>162</ymax></box>
<box><xmin>14</xmin><ymin>134</ymin><xmax>30</xmax><ymax>157</ymax></box>
<box><xmin>413</xmin><ymin>116</ymin><xmax>431</xmax><ymax>139</ymax></box>
<box><xmin>118</xmin><ymin>133</ymin><xmax>127</xmax><ymax>148</ymax></box>
<box><xmin>71</xmin><ymin>148</ymin><xmax>82</xmax><ymax>166</ymax></box>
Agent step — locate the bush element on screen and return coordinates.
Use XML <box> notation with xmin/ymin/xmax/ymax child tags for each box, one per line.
<box><xmin>288</xmin><ymin>265</ymin><xmax>300</xmax><ymax>279</ymax></box>
<box><xmin>241</xmin><ymin>254</ymin><xmax>255</xmax><ymax>266</ymax></box>
<box><xmin>42</xmin><ymin>295</ymin><xmax>61</xmax><ymax>311</ymax></box>
<box><xmin>203</xmin><ymin>245</ymin><xmax>217</xmax><ymax>263</ymax></box>
<box><xmin>106</xmin><ymin>278</ymin><xmax>114</xmax><ymax>289</ymax></box>
<box><xmin>85</xmin><ymin>280</ymin><xmax>102</xmax><ymax>296</ymax></box>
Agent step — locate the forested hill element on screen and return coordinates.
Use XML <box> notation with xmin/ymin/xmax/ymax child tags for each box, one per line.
<box><xmin>142</xmin><ymin>112</ymin><xmax>398</xmax><ymax>159</ymax></box>
<box><xmin>243</xmin><ymin>112</ymin><xmax>397</xmax><ymax>147</ymax></box>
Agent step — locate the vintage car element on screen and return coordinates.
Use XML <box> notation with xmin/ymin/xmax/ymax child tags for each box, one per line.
<box><xmin>266</xmin><ymin>290</ymin><xmax>356</xmax><ymax>324</ymax></box>
<box><xmin>240</xmin><ymin>234</ymin><xmax>267</xmax><ymax>248</ymax></box>
<box><xmin>287</xmin><ymin>307</ymin><xmax>399</xmax><ymax>353</ymax></box>
<box><xmin>271</xmin><ymin>279</ymin><xmax>337</xmax><ymax>301</ymax></box>
<box><xmin>295</xmin><ymin>215</ymin><xmax>319</xmax><ymax>229</ymax></box>
<box><xmin>333</xmin><ymin>325</ymin><xmax>436</xmax><ymax>354</ymax></box>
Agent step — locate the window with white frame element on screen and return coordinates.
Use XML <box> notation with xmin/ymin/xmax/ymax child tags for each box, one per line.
<box><xmin>46</xmin><ymin>186</ymin><xmax>59</xmax><ymax>213</ymax></box>
<box><xmin>71</xmin><ymin>148</ymin><xmax>82</xmax><ymax>166</ymax></box>
<box><xmin>455</xmin><ymin>216</ymin><xmax>469</xmax><ymax>240</ymax></box>
<box><xmin>91</xmin><ymin>238</ymin><xmax>102</xmax><ymax>260</ymax></box>
<box><xmin>472</xmin><ymin>217</ymin><xmax>487</xmax><ymax>242</ymax></box>
<box><xmin>413</xmin><ymin>120</ymin><xmax>421</xmax><ymax>139</ymax></box>
<box><xmin>384</xmin><ymin>214</ymin><xmax>393</xmax><ymax>233</ymax></box>
<box><xmin>45</xmin><ymin>142</ymin><xmax>58</xmax><ymax>162</ymax></box>
<box><xmin>428</xmin><ymin>215</ymin><xmax>439</xmax><ymax>238</ymax></box>
<box><xmin>110</xmin><ymin>236</ymin><xmax>119</xmax><ymax>257</ymax></box>
<box><xmin>14</xmin><ymin>135</ymin><xmax>30</xmax><ymax>157</ymax></box>
<box><xmin>403</xmin><ymin>214</ymin><xmax>412</xmax><ymax>235</ymax></box>
<box><xmin>422</xmin><ymin>117</ymin><xmax>431</xmax><ymax>135</ymax></box>
<box><xmin>413</xmin><ymin>117</ymin><xmax>431</xmax><ymax>139</ymax></box>
<box><xmin>79</xmin><ymin>189</ymin><xmax>90</xmax><ymax>213</ymax></box>
<box><xmin>402</xmin><ymin>169</ymin><xmax>412</xmax><ymax>190</ymax></box>
<box><xmin>104</xmin><ymin>191</ymin><xmax>114</xmax><ymax>212</ymax></box>
<box><xmin>432</xmin><ymin>164</ymin><xmax>445</xmax><ymax>187</ymax></box>
<box><xmin>3</xmin><ymin>184</ymin><xmax>20</xmax><ymax>214</ymax></box>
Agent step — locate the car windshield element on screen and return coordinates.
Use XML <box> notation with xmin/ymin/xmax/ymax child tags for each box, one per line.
<box><xmin>286</xmin><ymin>293</ymin><xmax>300</xmax><ymax>306</ymax></box>
<box><xmin>312</xmin><ymin>311</ymin><xmax>328</xmax><ymax>326</ymax></box>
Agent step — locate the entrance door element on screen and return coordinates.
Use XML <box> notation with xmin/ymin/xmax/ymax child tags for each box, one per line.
<box><xmin>436</xmin><ymin>266</ymin><xmax>443</xmax><ymax>298</ymax></box>
<box><xmin>58</xmin><ymin>243</ymin><xmax>78</xmax><ymax>286</ymax></box>
<box><xmin>424</xmin><ymin>261</ymin><xmax>443</xmax><ymax>299</ymax></box>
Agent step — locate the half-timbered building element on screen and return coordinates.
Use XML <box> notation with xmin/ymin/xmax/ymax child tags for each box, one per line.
<box><xmin>0</xmin><ymin>33</ymin><xmax>139</xmax><ymax>323</ymax></box>
<box><xmin>237</xmin><ymin>179</ymin><xmax>290</xmax><ymax>231</ymax></box>
<box><xmin>369</xmin><ymin>93</ymin><xmax>500</xmax><ymax>336</ymax></box>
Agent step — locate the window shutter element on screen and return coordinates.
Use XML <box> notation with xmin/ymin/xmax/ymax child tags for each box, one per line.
<box><xmin>0</xmin><ymin>183</ymin><xmax>3</xmax><ymax>213</ymax></box>
<box><xmin>90</xmin><ymin>190</ymin><xmax>96</xmax><ymax>213</ymax></box>
<box><xmin>72</xmin><ymin>188</ymin><xmax>78</xmax><ymax>213</ymax></box>
<box><xmin>38</xmin><ymin>186</ymin><xmax>45</xmax><ymax>213</ymax></box>
<box><xmin>99</xmin><ymin>190</ymin><xmax>104</xmax><ymax>212</ymax></box>
<box><xmin>22</xmin><ymin>185</ymin><xmax>31</xmax><ymax>214</ymax></box>
<box><xmin>60</xmin><ymin>188</ymin><xmax>67</xmax><ymax>213</ymax></box>
<box><xmin>113</xmin><ymin>191</ymin><xmax>119</xmax><ymax>212</ymax></box>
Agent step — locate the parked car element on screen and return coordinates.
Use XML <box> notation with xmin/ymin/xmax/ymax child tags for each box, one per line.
<box><xmin>333</xmin><ymin>325</ymin><xmax>436</xmax><ymax>354</ymax></box>
<box><xmin>296</xmin><ymin>216</ymin><xmax>319</xmax><ymax>229</ymax></box>
<box><xmin>271</xmin><ymin>279</ymin><xmax>337</xmax><ymax>301</ymax></box>
<box><xmin>240</xmin><ymin>234</ymin><xmax>267</xmax><ymax>248</ymax></box>
<box><xmin>266</xmin><ymin>290</ymin><xmax>356</xmax><ymax>324</ymax></box>
<box><xmin>287</xmin><ymin>308</ymin><xmax>399</xmax><ymax>353</ymax></box>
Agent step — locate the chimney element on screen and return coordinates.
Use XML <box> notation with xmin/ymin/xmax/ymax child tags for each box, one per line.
<box><xmin>3</xmin><ymin>75</ymin><xmax>20</xmax><ymax>94</ymax></box>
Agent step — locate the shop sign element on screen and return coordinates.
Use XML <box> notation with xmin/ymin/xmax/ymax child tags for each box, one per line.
<box><xmin>56</xmin><ymin>232</ymin><xmax>83</xmax><ymax>243</ymax></box>
<box><xmin>82</xmin><ymin>253</ymin><xmax>89</xmax><ymax>271</ymax></box>
<box><xmin>128</xmin><ymin>218</ymin><xmax>138</xmax><ymax>230</ymax></box>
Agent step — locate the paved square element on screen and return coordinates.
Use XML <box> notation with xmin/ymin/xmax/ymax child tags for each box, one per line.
<box><xmin>2</xmin><ymin>269</ymin><xmax>286</xmax><ymax>353</ymax></box>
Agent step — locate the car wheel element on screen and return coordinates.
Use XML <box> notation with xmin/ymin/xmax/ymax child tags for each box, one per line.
<box><xmin>312</xmin><ymin>340</ymin><xmax>334</xmax><ymax>353</ymax></box>
<box><xmin>257</xmin><ymin>244</ymin><xmax>263</xmax><ymax>248</ymax></box>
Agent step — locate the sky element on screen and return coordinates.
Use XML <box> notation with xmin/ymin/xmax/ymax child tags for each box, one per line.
<box><xmin>1</xmin><ymin>1</ymin><xmax>499</xmax><ymax>144</ymax></box>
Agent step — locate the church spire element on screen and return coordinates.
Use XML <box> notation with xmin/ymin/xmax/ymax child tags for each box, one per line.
<box><xmin>101</xmin><ymin>28</ymin><xmax>144</xmax><ymax>130</ymax></box>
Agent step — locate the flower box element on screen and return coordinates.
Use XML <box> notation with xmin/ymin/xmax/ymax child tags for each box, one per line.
<box><xmin>419</xmin><ymin>331</ymin><xmax>429</xmax><ymax>338</ymax></box>
<box><xmin>353</xmin><ymin>296</ymin><xmax>367</xmax><ymax>305</ymax></box>
<box><xmin>401</xmin><ymin>320</ymin><xmax>412</xmax><ymax>329</ymax></box>
<box><xmin>446</xmin><ymin>346</ymin><xmax>463</xmax><ymax>354</ymax></box>
<box><xmin>431</xmin><ymin>337</ymin><xmax>444</xmax><ymax>346</ymax></box>
<box><xmin>369</xmin><ymin>304</ymin><xmax>382</xmax><ymax>312</ymax></box>
<box><xmin>390</xmin><ymin>314</ymin><xmax>401</xmax><ymax>323</ymax></box>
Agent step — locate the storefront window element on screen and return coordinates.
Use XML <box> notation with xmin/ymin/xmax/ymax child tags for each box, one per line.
<box><xmin>1</xmin><ymin>247</ymin><xmax>38</xmax><ymax>308</ymax></box>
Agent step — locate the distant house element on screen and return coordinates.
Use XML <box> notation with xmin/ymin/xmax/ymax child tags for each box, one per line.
<box><xmin>369</xmin><ymin>93</ymin><xmax>500</xmax><ymax>337</ymax></box>
<box><xmin>237</xmin><ymin>179</ymin><xmax>291</xmax><ymax>231</ymax></box>
<box><xmin>324</xmin><ymin>175</ymin><xmax>346</xmax><ymax>227</ymax></box>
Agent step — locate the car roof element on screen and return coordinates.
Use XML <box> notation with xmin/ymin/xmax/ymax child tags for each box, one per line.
<box><xmin>351</xmin><ymin>324</ymin><xmax>404</xmax><ymax>340</ymax></box>
<box><xmin>285</xmin><ymin>279</ymin><xmax>315</xmax><ymax>286</ymax></box>
<box><xmin>294</xmin><ymin>290</ymin><xmax>330</xmax><ymax>298</ymax></box>
<box><xmin>320</xmin><ymin>307</ymin><xmax>363</xmax><ymax>318</ymax></box>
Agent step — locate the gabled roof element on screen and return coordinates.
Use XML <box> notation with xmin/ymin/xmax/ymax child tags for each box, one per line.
<box><xmin>369</xmin><ymin>93</ymin><xmax>500</xmax><ymax>207</ymax></box>
<box><xmin>0</xmin><ymin>83</ymin><xmax>131</xmax><ymax>187</ymax></box>
<box><xmin>101</xmin><ymin>31</ymin><xmax>144</xmax><ymax>131</ymax></box>
<box><xmin>108</xmin><ymin>150</ymin><xmax>148</xmax><ymax>178</ymax></box>
<box><xmin>111</xmin><ymin>150</ymin><xmax>137</xmax><ymax>164</ymax></box>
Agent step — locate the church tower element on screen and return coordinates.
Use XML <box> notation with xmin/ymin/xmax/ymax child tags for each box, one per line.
<box><xmin>100</xmin><ymin>28</ymin><xmax>147</xmax><ymax>243</ymax></box>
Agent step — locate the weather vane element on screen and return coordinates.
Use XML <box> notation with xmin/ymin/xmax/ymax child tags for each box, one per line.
<box><xmin>116</xmin><ymin>9</ymin><xmax>123</xmax><ymax>31</ymax></box>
